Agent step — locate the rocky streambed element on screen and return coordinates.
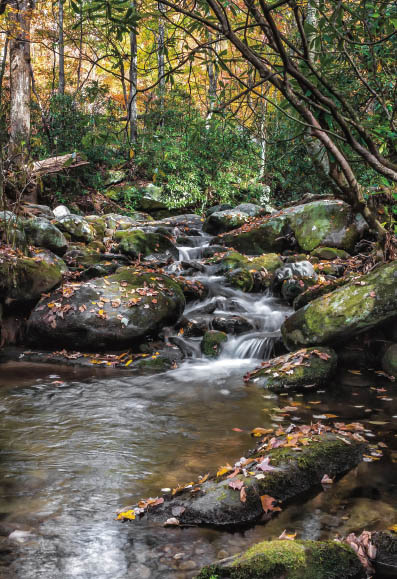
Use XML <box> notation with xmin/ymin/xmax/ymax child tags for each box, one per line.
<box><xmin>0</xmin><ymin>197</ymin><xmax>396</xmax><ymax>578</ymax></box>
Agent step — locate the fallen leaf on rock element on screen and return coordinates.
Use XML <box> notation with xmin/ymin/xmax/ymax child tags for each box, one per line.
<box><xmin>251</xmin><ymin>427</ymin><xmax>273</xmax><ymax>437</ymax></box>
<box><xmin>117</xmin><ymin>510</ymin><xmax>136</xmax><ymax>521</ymax></box>
<box><xmin>256</xmin><ymin>457</ymin><xmax>276</xmax><ymax>472</ymax></box>
<box><xmin>240</xmin><ymin>486</ymin><xmax>247</xmax><ymax>503</ymax></box>
<box><xmin>321</xmin><ymin>474</ymin><xmax>334</xmax><ymax>484</ymax></box>
<box><xmin>260</xmin><ymin>494</ymin><xmax>281</xmax><ymax>514</ymax></box>
<box><xmin>229</xmin><ymin>479</ymin><xmax>244</xmax><ymax>491</ymax></box>
<box><xmin>217</xmin><ymin>465</ymin><xmax>233</xmax><ymax>477</ymax></box>
<box><xmin>172</xmin><ymin>506</ymin><xmax>185</xmax><ymax>517</ymax></box>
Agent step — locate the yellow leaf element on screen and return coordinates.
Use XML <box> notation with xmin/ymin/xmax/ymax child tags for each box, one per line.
<box><xmin>125</xmin><ymin>359</ymin><xmax>133</xmax><ymax>367</ymax></box>
<box><xmin>116</xmin><ymin>510</ymin><xmax>136</xmax><ymax>520</ymax></box>
<box><xmin>98</xmin><ymin>309</ymin><xmax>104</xmax><ymax>315</ymax></box>
<box><xmin>216</xmin><ymin>464</ymin><xmax>233</xmax><ymax>477</ymax></box>
<box><xmin>388</xmin><ymin>524</ymin><xmax>397</xmax><ymax>533</ymax></box>
<box><xmin>129</xmin><ymin>149</ymin><xmax>135</xmax><ymax>159</ymax></box>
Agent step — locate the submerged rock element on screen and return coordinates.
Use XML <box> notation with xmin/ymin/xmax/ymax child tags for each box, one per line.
<box><xmin>247</xmin><ymin>347</ymin><xmax>337</xmax><ymax>392</ymax></box>
<box><xmin>282</xmin><ymin>261</ymin><xmax>397</xmax><ymax>350</ymax></box>
<box><xmin>27</xmin><ymin>268</ymin><xmax>185</xmax><ymax>349</ymax></box>
<box><xmin>212</xmin><ymin>315</ymin><xmax>254</xmax><ymax>335</ymax></box>
<box><xmin>381</xmin><ymin>343</ymin><xmax>397</xmax><ymax>377</ymax></box>
<box><xmin>197</xmin><ymin>539</ymin><xmax>364</xmax><ymax>579</ymax></box>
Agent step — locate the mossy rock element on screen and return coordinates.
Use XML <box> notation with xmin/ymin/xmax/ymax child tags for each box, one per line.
<box><xmin>249</xmin><ymin>347</ymin><xmax>337</xmax><ymax>392</ymax></box>
<box><xmin>201</xmin><ymin>330</ymin><xmax>228</xmax><ymax>358</ymax></box>
<box><xmin>382</xmin><ymin>343</ymin><xmax>397</xmax><ymax>377</ymax></box>
<box><xmin>282</xmin><ymin>261</ymin><xmax>397</xmax><ymax>350</ymax></box>
<box><xmin>134</xmin><ymin>355</ymin><xmax>171</xmax><ymax>372</ymax></box>
<box><xmin>248</xmin><ymin>254</ymin><xmax>283</xmax><ymax>272</ymax></box>
<box><xmin>30</xmin><ymin>248</ymin><xmax>68</xmax><ymax>274</ymax></box>
<box><xmin>114</xmin><ymin>229</ymin><xmax>178</xmax><ymax>260</ymax></box>
<box><xmin>310</xmin><ymin>247</ymin><xmax>350</xmax><ymax>260</ymax></box>
<box><xmin>218</xmin><ymin>213</ymin><xmax>290</xmax><ymax>255</ymax></box>
<box><xmin>54</xmin><ymin>215</ymin><xmax>95</xmax><ymax>243</ymax></box>
<box><xmin>281</xmin><ymin>277</ymin><xmax>318</xmax><ymax>304</ymax></box>
<box><xmin>63</xmin><ymin>243</ymin><xmax>104</xmax><ymax>269</ymax></box>
<box><xmin>85</xmin><ymin>215</ymin><xmax>107</xmax><ymax>239</ymax></box>
<box><xmin>24</xmin><ymin>217</ymin><xmax>68</xmax><ymax>256</ymax></box>
<box><xmin>0</xmin><ymin>256</ymin><xmax>62</xmax><ymax>302</ymax></box>
<box><xmin>226</xmin><ymin>268</ymin><xmax>254</xmax><ymax>292</ymax></box>
<box><xmin>27</xmin><ymin>268</ymin><xmax>185</xmax><ymax>350</ymax></box>
<box><xmin>134</xmin><ymin>433</ymin><xmax>366</xmax><ymax>528</ymax></box>
<box><xmin>197</xmin><ymin>539</ymin><xmax>364</xmax><ymax>579</ymax></box>
<box><xmin>293</xmin><ymin>277</ymin><xmax>350</xmax><ymax>310</ymax></box>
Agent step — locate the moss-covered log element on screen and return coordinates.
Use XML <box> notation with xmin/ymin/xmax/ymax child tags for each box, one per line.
<box><xmin>197</xmin><ymin>539</ymin><xmax>365</xmax><ymax>579</ymax></box>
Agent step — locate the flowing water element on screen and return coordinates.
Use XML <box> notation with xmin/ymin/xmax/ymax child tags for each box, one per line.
<box><xmin>0</xmin><ymin>225</ymin><xmax>396</xmax><ymax>579</ymax></box>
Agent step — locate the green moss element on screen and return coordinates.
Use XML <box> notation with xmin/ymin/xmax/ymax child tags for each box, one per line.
<box><xmin>201</xmin><ymin>330</ymin><xmax>228</xmax><ymax>358</ymax></box>
<box><xmin>282</xmin><ymin>261</ymin><xmax>397</xmax><ymax>349</ymax></box>
<box><xmin>198</xmin><ymin>540</ymin><xmax>363</xmax><ymax>579</ymax></box>
<box><xmin>226</xmin><ymin>268</ymin><xmax>254</xmax><ymax>292</ymax></box>
<box><xmin>0</xmin><ymin>257</ymin><xmax>62</xmax><ymax>302</ymax></box>
<box><xmin>310</xmin><ymin>247</ymin><xmax>350</xmax><ymax>260</ymax></box>
<box><xmin>115</xmin><ymin>229</ymin><xmax>176</xmax><ymax>259</ymax></box>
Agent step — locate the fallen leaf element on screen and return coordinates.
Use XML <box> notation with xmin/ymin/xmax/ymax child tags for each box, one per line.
<box><xmin>279</xmin><ymin>530</ymin><xmax>296</xmax><ymax>540</ymax></box>
<box><xmin>229</xmin><ymin>479</ymin><xmax>244</xmax><ymax>491</ymax></box>
<box><xmin>260</xmin><ymin>494</ymin><xmax>282</xmax><ymax>514</ymax></box>
<box><xmin>321</xmin><ymin>474</ymin><xmax>334</xmax><ymax>484</ymax></box>
<box><xmin>116</xmin><ymin>510</ymin><xmax>136</xmax><ymax>521</ymax></box>
<box><xmin>240</xmin><ymin>486</ymin><xmax>247</xmax><ymax>503</ymax></box>
<box><xmin>217</xmin><ymin>465</ymin><xmax>233</xmax><ymax>477</ymax></box>
<box><xmin>164</xmin><ymin>518</ymin><xmax>179</xmax><ymax>526</ymax></box>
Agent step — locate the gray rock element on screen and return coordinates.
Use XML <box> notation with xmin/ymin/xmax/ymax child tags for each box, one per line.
<box><xmin>24</xmin><ymin>217</ymin><xmax>68</xmax><ymax>255</ymax></box>
<box><xmin>53</xmin><ymin>205</ymin><xmax>70</xmax><ymax>218</ymax></box>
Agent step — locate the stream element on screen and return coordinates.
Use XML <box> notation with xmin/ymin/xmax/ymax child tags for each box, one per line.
<box><xmin>0</xmin><ymin>224</ymin><xmax>396</xmax><ymax>578</ymax></box>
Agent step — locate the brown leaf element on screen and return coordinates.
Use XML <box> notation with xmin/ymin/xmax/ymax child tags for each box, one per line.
<box><xmin>240</xmin><ymin>486</ymin><xmax>247</xmax><ymax>503</ymax></box>
<box><xmin>260</xmin><ymin>494</ymin><xmax>282</xmax><ymax>514</ymax></box>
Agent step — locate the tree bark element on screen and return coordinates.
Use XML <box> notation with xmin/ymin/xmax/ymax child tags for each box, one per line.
<box><xmin>157</xmin><ymin>1</ymin><xmax>166</xmax><ymax>125</ymax></box>
<box><xmin>206</xmin><ymin>31</ymin><xmax>218</xmax><ymax>125</ymax></box>
<box><xmin>9</xmin><ymin>0</ymin><xmax>32</xmax><ymax>164</ymax></box>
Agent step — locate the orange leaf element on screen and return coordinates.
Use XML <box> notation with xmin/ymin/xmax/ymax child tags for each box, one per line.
<box><xmin>260</xmin><ymin>494</ymin><xmax>282</xmax><ymax>514</ymax></box>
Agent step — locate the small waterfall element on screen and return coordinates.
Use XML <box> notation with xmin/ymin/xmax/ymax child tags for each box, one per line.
<box><xmin>173</xmin><ymin>233</ymin><xmax>291</xmax><ymax>366</ymax></box>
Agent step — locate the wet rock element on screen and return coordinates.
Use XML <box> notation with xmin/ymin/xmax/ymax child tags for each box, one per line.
<box><xmin>27</xmin><ymin>268</ymin><xmax>185</xmax><ymax>350</ymax></box>
<box><xmin>248</xmin><ymin>347</ymin><xmax>337</xmax><ymax>392</ymax></box>
<box><xmin>54</xmin><ymin>214</ymin><xmax>95</xmax><ymax>243</ymax></box>
<box><xmin>0</xmin><ymin>256</ymin><xmax>63</xmax><ymax>303</ymax></box>
<box><xmin>201</xmin><ymin>330</ymin><xmax>227</xmax><ymax>358</ymax></box>
<box><xmin>372</xmin><ymin>531</ymin><xmax>397</xmax><ymax>577</ymax></box>
<box><xmin>281</xmin><ymin>277</ymin><xmax>318</xmax><ymax>304</ymax></box>
<box><xmin>174</xmin><ymin>277</ymin><xmax>208</xmax><ymax>302</ymax></box>
<box><xmin>381</xmin><ymin>343</ymin><xmax>397</xmax><ymax>377</ymax></box>
<box><xmin>212</xmin><ymin>315</ymin><xmax>254</xmax><ymax>335</ymax></box>
<box><xmin>218</xmin><ymin>212</ymin><xmax>291</xmax><ymax>254</ymax></box>
<box><xmin>226</xmin><ymin>268</ymin><xmax>254</xmax><ymax>292</ymax></box>
<box><xmin>274</xmin><ymin>261</ymin><xmax>317</xmax><ymax>287</ymax></box>
<box><xmin>136</xmin><ymin>431</ymin><xmax>366</xmax><ymax>528</ymax></box>
<box><xmin>282</xmin><ymin>261</ymin><xmax>397</xmax><ymax>350</ymax></box>
<box><xmin>115</xmin><ymin>229</ymin><xmax>178</xmax><ymax>261</ymax></box>
<box><xmin>197</xmin><ymin>539</ymin><xmax>365</xmax><ymax>579</ymax></box>
<box><xmin>24</xmin><ymin>217</ymin><xmax>68</xmax><ymax>255</ymax></box>
<box><xmin>339</xmin><ymin>499</ymin><xmax>396</xmax><ymax>535</ymax></box>
<box><xmin>177</xmin><ymin>317</ymin><xmax>208</xmax><ymax>338</ymax></box>
<box><xmin>311</xmin><ymin>247</ymin><xmax>350</xmax><ymax>260</ymax></box>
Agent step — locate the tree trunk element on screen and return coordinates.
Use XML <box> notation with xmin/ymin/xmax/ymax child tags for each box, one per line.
<box><xmin>58</xmin><ymin>0</ymin><xmax>65</xmax><ymax>95</ymax></box>
<box><xmin>206</xmin><ymin>32</ymin><xmax>218</xmax><ymax>125</ymax></box>
<box><xmin>128</xmin><ymin>0</ymin><xmax>138</xmax><ymax>144</ymax></box>
<box><xmin>0</xmin><ymin>33</ymin><xmax>9</xmax><ymax>103</ymax></box>
<box><xmin>157</xmin><ymin>1</ymin><xmax>166</xmax><ymax>125</ymax></box>
<box><xmin>9</xmin><ymin>0</ymin><xmax>32</xmax><ymax>164</ymax></box>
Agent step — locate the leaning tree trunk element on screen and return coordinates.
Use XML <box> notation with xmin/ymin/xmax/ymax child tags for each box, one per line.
<box><xmin>9</xmin><ymin>0</ymin><xmax>32</xmax><ymax>166</ymax></box>
<box><xmin>205</xmin><ymin>31</ymin><xmax>219</xmax><ymax>126</ymax></box>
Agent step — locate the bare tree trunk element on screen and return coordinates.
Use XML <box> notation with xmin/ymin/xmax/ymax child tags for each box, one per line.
<box><xmin>157</xmin><ymin>1</ymin><xmax>166</xmax><ymax>125</ymax></box>
<box><xmin>58</xmin><ymin>0</ymin><xmax>65</xmax><ymax>95</ymax></box>
<box><xmin>206</xmin><ymin>31</ymin><xmax>218</xmax><ymax>125</ymax></box>
<box><xmin>128</xmin><ymin>0</ymin><xmax>138</xmax><ymax>144</ymax></box>
<box><xmin>9</xmin><ymin>0</ymin><xmax>32</xmax><ymax>164</ymax></box>
<box><xmin>258</xmin><ymin>86</ymin><xmax>267</xmax><ymax>180</ymax></box>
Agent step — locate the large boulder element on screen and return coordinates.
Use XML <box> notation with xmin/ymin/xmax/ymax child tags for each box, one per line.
<box><xmin>246</xmin><ymin>347</ymin><xmax>337</xmax><ymax>392</ymax></box>
<box><xmin>27</xmin><ymin>268</ymin><xmax>185</xmax><ymax>349</ymax></box>
<box><xmin>54</xmin><ymin>214</ymin><xmax>95</xmax><ymax>243</ymax></box>
<box><xmin>24</xmin><ymin>217</ymin><xmax>68</xmax><ymax>255</ymax></box>
<box><xmin>218</xmin><ymin>200</ymin><xmax>367</xmax><ymax>255</ymax></box>
<box><xmin>281</xmin><ymin>261</ymin><xmax>397</xmax><ymax>350</ymax></box>
<box><xmin>0</xmin><ymin>256</ymin><xmax>63</xmax><ymax>303</ymax></box>
<box><xmin>114</xmin><ymin>229</ymin><xmax>178</xmax><ymax>260</ymax></box>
